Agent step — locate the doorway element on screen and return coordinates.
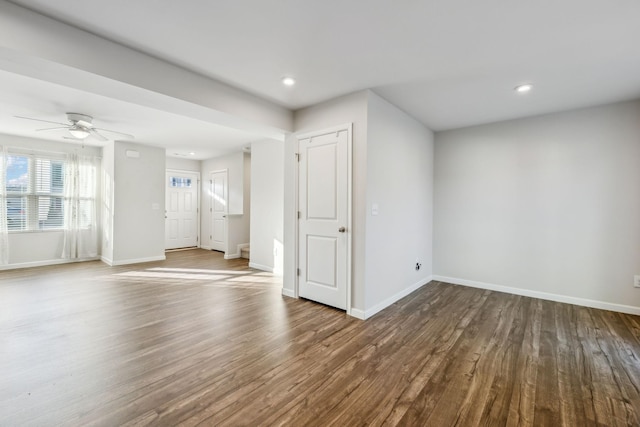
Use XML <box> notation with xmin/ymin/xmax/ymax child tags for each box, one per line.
<box><xmin>210</xmin><ymin>169</ymin><xmax>228</xmax><ymax>252</ymax></box>
<box><xmin>165</xmin><ymin>170</ymin><xmax>200</xmax><ymax>250</ymax></box>
<box><xmin>297</xmin><ymin>125</ymin><xmax>352</xmax><ymax>311</ymax></box>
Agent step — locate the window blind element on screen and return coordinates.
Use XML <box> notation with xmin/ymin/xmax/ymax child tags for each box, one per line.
<box><xmin>5</xmin><ymin>153</ymin><xmax>66</xmax><ymax>231</ymax></box>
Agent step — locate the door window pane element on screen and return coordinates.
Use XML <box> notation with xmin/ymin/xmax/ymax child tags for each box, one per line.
<box><xmin>169</xmin><ymin>176</ymin><xmax>192</xmax><ymax>188</ymax></box>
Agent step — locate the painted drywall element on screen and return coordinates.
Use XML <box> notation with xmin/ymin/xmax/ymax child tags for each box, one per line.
<box><xmin>110</xmin><ymin>141</ymin><xmax>165</xmax><ymax>264</ymax></box>
<box><xmin>288</xmin><ymin>90</ymin><xmax>369</xmax><ymax>311</ymax></box>
<box><xmin>434</xmin><ymin>100</ymin><xmax>640</xmax><ymax>312</ymax></box>
<box><xmin>364</xmin><ymin>92</ymin><xmax>434</xmax><ymax>315</ymax></box>
<box><xmin>101</xmin><ymin>141</ymin><xmax>115</xmax><ymax>263</ymax></box>
<box><xmin>0</xmin><ymin>2</ymin><xmax>293</xmax><ymax>137</ymax></box>
<box><xmin>0</xmin><ymin>133</ymin><xmax>101</xmax><ymax>267</ymax></box>
<box><xmin>166</xmin><ymin>157</ymin><xmax>200</xmax><ymax>172</ymax></box>
<box><xmin>226</xmin><ymin>153</ymin><xmax>251</xmax><ymax>258</ymax></box>
<box><xmin>200</xmin><ymin>151</ymin><xmax>248</xmax><ymax>255</ymax></box>
<box><xmin>250</xmin><ymin>139</ymin><xmax>284</xmax><ymax>273</ymax></box>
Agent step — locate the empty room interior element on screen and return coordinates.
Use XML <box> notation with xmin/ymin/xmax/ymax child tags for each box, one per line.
<box><xmin>1</xmin><ymin>0</ymin><xmax>639</xmax><ymax>425</ymax></box>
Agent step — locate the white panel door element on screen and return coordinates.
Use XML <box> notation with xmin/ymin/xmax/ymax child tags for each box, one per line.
<box><xmin>165</xmin><ymin>171</ymin><xmax>199</xmax><ymax>250</ymax></box>
<box><xmin>210</xmin><ymin>170</ymin><xmax>228</xmax><ymax>252</ymax></box>
<box><xmin>298</xmin><ymin>129</ymin><xmax>349</xmax><ymax>310</ymax></box>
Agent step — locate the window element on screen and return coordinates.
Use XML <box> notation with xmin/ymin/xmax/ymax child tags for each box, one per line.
<box><xmin>169</xmin><ymin>176</ymin><xmax>192</xmax><ymax>188</ymax></box>
<box><xmin>5</xmin><ymin>153</ymin><xmax>65</xmax><ymax>231</ymax></box>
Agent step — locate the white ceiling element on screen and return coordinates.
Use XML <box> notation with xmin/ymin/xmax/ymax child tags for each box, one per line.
<box><xmin>0</xmin><ymin>70</ymin><xmax>265</xmax><ymax>160</ymax></box>
<box><xmin>5</xmin><ymin>0</ymin><xmax>640</xmax><ymax>134</ymax></box>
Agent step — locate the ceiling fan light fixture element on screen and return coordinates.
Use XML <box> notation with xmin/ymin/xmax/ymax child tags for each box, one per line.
<box><xmin>69</xmin><ymin>127</ymin><xmax>90</xmax><ymax>139</ymax></box>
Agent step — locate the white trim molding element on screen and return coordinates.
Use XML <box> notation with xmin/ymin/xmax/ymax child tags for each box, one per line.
<box><xmin>282</xmin><ymin>288</ymin><xmax>296</xmax><ymax>298</ymax></box>
<box><xmin>349</xmin><ymin>308</ymin><xmax>366</xmax><ymax>320</ymax></box>
<box><xmin>102</xmin><ymin>255</ymin><xmax>166</xmax><ymax>266</ymax></box>
<box><xmin>249</xmin><ymin>261</ymin><xmax>273</xmax><ymax>273</ymax></box>
<box><xmin>225</xmin><ymin>243</ymin><xmax>249</xmax><ymax>260</ymax></box>
<box><xmin>432</xmin><ymin>275</ymin><xmax>640</xmax><ymax>316</ymax></box>
<box><xmin>362</xmin><ymin>276</ymin><xmax>434</xmax><ymax>319</ymax></box>
<box><xmin>0</xmin><ymin>257</ymin><xmax>100</xmax><ymax>271</ymax></box>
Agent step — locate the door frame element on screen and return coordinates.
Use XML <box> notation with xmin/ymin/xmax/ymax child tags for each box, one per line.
<box><xmin>209</xmin><ymin>169</ymin><xmax>229</xmax><ymax>253</ymax></box>
<box><xmin>165</xmin><ymin>168</ymin><xmax>201</xmax><ymax>249</ymax></box>
<box><xmin>294</xmin><ymin>123</ymin><xmax>353</xmax><ymax>315</ymax></box>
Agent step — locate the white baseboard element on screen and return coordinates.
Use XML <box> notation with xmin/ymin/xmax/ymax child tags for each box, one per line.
<box><xmin>282</xmin><ymin>288</ymin><xmax>296</xmax><ymax>298</ymax></box>
<box><xmin>432</xmin><ymin>275</ymin><xmax>640</xmax><ymax>316</ymax></box>
<box><xmin>105</xmin><ymin>255</ymin><xmax>166</xmax><ymax>266</ymax></box>
<box><xmin>0</xmin><ymin>257</ymin><xmax>100</xmax><ymax>270</ymax></box>
<box><xmin>201</xmin><ymin>245</ymin><xmax>212</xmax><ymax>250</ymax></box>
<box><xmin>249</xmin><ymin>262</ymin><xmax>274</xmax><ymax>273</ymax></box>
<box><xmin>224</xmin><ymin>243</ymin><xmax>249</xmax><ymax>260</ymax></box>
<box><xmin>361</xmin><ymin>275</ymin><xmax>433</xmax><ymax>319</ymax></box>
<box><xmin>349</xmin><ymin>308</ymin><xmax>366</xmax><ymax>320</ymax></box>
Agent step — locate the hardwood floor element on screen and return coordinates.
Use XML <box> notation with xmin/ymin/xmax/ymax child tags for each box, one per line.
<box><xmin>1</xmin><ymin>249</ymin><xmax>639</xmax><ymax>426</ymax></box>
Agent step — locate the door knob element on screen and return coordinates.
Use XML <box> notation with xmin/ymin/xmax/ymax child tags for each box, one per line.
<box><xmin>338</xmin><ymin>227</ymin><xmax>346</xmax><ymax>233</ymax></box>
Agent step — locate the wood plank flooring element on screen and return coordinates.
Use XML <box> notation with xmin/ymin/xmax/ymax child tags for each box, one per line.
<box><xmin>1</xmin><ymin>249</ymin><xmax>639</xmax><ymax>426</ymax></box>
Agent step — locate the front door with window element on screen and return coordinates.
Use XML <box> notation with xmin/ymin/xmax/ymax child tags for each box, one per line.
<box><xmin>165</xmin><ymin>170</ymin><xmax>199</xmax><ymax>250</ymax></box>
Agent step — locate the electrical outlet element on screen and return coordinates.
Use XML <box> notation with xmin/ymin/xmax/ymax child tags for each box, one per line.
<box><xmin>415</xmin><ymin>262</ymin><xmax>422</xmax><ymax>271</ymax></box>
<box><xmin>635</xmin><ymin>275</ymin><xmax>640</xmax><ymax>288</ymax></box>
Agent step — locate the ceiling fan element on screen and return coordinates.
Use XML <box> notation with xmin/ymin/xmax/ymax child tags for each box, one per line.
<box><xmin>15</xmin><ymin>112</ymin><xmax>134</xmax><ymax>141</ymax></box>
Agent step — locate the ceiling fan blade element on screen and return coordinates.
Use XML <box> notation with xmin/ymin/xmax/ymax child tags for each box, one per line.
<box><xmin>94</xmin><ymin>127</ymin><xmax>135</xmax><ymax>139</ymax></box>
<box><xmin>36</xmin><ymin>126</ymin><xmax>70</xmax><ymax>131</ymax></box>
<box><xmin>14</xmin><ymin>115</ymin><xmax>69</xmax><ymax>126</ymax></box>
<box><xmin>89</xmin><ymin>128</ymin><xmax>108</xmax><ymax>141</ymax></box>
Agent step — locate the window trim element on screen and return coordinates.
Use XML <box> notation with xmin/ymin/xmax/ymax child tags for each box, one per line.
<box><xmin>5</xmin><ymin>151</ymin><xmax>66</xmax><ymax>232</ymax></box>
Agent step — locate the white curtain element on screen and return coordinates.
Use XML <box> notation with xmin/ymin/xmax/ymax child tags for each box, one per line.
<box><xmin>0</xmin><ymin>146</ymin><xmax>8</xmax><ymax>265</ymax></box>
<box><xmin>62</xmin><ymin>153</ymin><xmax>98</xmax><ymax>259</ymax></box>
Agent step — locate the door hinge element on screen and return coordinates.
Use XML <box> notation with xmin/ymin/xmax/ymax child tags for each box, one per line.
<box><xmin>210</xmin><ymin>235</ymin><xmax>212</xmax><ymax>240</ymax></box>
<box><xmin>196</xmin><ymin>236</ymin><xmax>198</xmax><ymax>242</ymax></box>
<box><xmin>297</xmin><ymin>268</ymin><xmax>301</xmax><ymax>276</ymax></box>
<box><xmin>295</xmin><ymin>153</ymin><xmax>300</xmax><ymax>162</ymax></box>
<box><xmin>297</xmin><ymin>211</ymin><xmax>301</xmax><ymax>219</ymax></box>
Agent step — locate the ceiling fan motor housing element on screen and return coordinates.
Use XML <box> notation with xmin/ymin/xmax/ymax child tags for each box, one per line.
<box><xmin>67</xmin><ymin>112</ymin><xmax>93</xmax><ymax>128</ymax></box>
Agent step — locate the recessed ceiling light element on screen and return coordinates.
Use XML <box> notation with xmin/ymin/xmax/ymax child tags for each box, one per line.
<box><xmin>189</xmin><ymin>152</ymin><xmax>195</xmax><ymax>156</ymax></box>
<box><xmin>515</xmin><ymin>84</ymin><xmax>533</xmax><ymax>93</ymax></box>
<box><xmin>282</xmin><ymin>76</ymin><xmax>296</xmax><ymax>86</ymax></box>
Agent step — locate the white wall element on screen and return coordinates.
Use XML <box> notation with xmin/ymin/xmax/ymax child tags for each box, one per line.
<box><xmin>0</xmin><ymin>1</ymin><xmax>293</xmax><ymax>136</ymax></box>
<box><xmin>0</xmin><ymin>134</ymin><xmax>101</xmax><ymax>268</ymax></box>
<box><xmin>226</xmin><ymin>152</ymin><xmax>251</xmax><ymax>258</ymax></box>
<box><xmin>200</xmin><ymin>151</ymin><xmax>249</xmax><ymax>256</ymax></box>
<box><xmin>108</xmin><ymin>141</ymin><xmax>165</xmax><ymax>264</ymax></box>
<box><xmin>364</xmin><ymin>92</ymin><xmax>434</xmax><ymax>315</ymax></box>
<box><xmin>434</xmin><ymin>100</ymin><xmax>640</xmax><ymax>313</ymax></box>
<box><xmin>101</xmin><ymin>141</ymin><xmax>115</xmax><ymax>262</ymax></box>
<box><xmin>166</xmin><ymin>157</ymin><xmax>200</xmax><ymax>172</ymax></box>
<box><xmin>288</xmin><ymin>90</ymin><xmax>369</xmax><ymax>311</ymax></box>
<box><xmin>250</xmin><ymin>139</ymin><xmax>284</xmax><ymax>274</ymax></box>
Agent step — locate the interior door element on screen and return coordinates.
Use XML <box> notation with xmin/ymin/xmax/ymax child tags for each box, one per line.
<box><xmin>165</xmin><ymin>171</ymin><xmax>199</xmax><ymax>250</ymax></box>
<box><xmin>298</xmin><ymin>128</ymin><xmax>349</xmax><ymax>310</ymax></box>
<box><xmin>210</xmin><ymin>170</ymin><xmax>228</xmax><ymax>252</ymax></box>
